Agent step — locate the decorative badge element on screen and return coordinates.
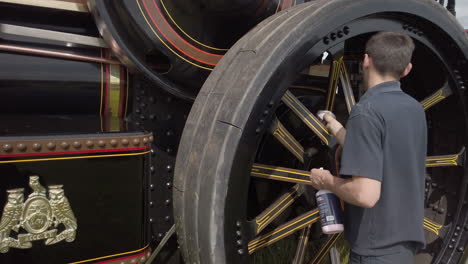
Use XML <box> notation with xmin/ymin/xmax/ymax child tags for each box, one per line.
<box><xmin>0</xmin><ymin>176</ymin><xmax>77</xmax><ymax>253</ymax></box>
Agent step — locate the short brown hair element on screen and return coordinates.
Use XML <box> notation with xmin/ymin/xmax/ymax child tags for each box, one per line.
<box><xmin>365</xmin><ymin>32</ymin><xmax>415</xmax><ymax>78</ymax></box>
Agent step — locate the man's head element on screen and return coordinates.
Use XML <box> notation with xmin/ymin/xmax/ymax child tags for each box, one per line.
<box><xmin>362</xmin><ymin>32</ymin><xmax>415</xmax><ymax>90</ymax></box>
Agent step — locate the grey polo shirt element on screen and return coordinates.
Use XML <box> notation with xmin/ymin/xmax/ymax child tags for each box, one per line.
<box><xmin>340</xmin><ymin>81</ymin><xmax>427</xmax><ymax>255</ymax></box>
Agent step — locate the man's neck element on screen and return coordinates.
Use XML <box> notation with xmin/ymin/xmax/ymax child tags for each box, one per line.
<box><xmin>366</xmin><ymin>73</ymin><xmax>398</xmax><ymax>91</ymax></box>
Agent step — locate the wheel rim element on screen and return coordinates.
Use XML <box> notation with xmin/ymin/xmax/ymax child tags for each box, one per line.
<box><xmin>174</xmin><ymin>1</ymin><xmax>468</xmax><ymax>263</ymax></box>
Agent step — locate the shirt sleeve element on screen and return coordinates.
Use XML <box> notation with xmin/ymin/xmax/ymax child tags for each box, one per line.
<box><xmin>339</xmin><ymin>107</ymin><xmax>384</xmax><ymax>181</ymax></box>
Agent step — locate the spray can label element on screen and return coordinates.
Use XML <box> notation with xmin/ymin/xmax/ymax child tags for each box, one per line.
<box><xmin>317</xmin><ymin>193</ymin><xmax>343</xmax><ymax>226</ymax></box>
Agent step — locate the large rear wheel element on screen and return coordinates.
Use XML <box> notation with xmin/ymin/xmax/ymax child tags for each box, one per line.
<box><xmin>174</xmin><ymin>1</ymin><xmax>468</xmax><ymax>263</ymax></box>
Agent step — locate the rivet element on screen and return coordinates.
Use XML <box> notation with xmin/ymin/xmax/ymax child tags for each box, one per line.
<box><xmin>166</xmin><ymin>148</ymin><xmax>172</xmax><ymax>153</ymax></box>
<box><xmin>136</xmin><ymin>96</ymin><xmax>141</xmax><ymax>101</ymax></box>
<box><xmin>149</xmin><ymin>136</ymin><xmax>154</xmax><ymax>142</ymax></box>
<box><xmin>150</xmin><ymin>184</ymin><xmax>155</xmax><ymax>190</ymax></box>
<box><xmin>458</xmin><ymin>246</ymin><xmax>464</xmax><ymax>252</ymax></box>
<box><xmin>86</xmin><ymin>140</ymin><xmax>94</xmax><ymax>148</ymax></box>
<box><xmin>150</xmin><ymin>114</ymin><xmax>156</xmax><ymax>120</ymax></box>
<box><xmin>237</xmin><ymin>249</ymin><xmax>245</xmax><ymax>255</ymax></box>
<box><xmin>255</xmin><ymin>128</ymin><xmax>261</xmax><ymax>134</ymax></box>
<box><xmin>60</xmin><ymin>142</ymin><xmax>69</xmax><ymax>150</ymax></box>
<box><xmin>149</xmin><ymin>97</ymin><xmax>155</xmax><ymax>103</ymax></box>
<box><xmin>166</xmin><ymin>131</ymin><xmax>173</xmax><ymax>136</ymax></box>
<box><xmin>164</xmin><ymin>216</ymin><xmax>171</xmax><ymax>222</ymax></box>
<box><xmin>449</xmin><ymin>244</ymin><xmax>454</xmax><ymax>249</ymax></box>
<box><xmin>451</xmin><ymin>238</ymin><xmax>456</xmax><ymax>243</ymax></box>
<box><xmin>166</xmin><ymin>182</ymin><xmax>172</xmax><ymax>188</ymax></box>
<box><xmin>236</xmin><ymin>221</ymin><xmax>242</xmax><ymax>227</ymax></box>
<box><xmin>236</xmin><ymin>240</ymin><xmax>243</xmax><ymax>246</ymax></box>
<box><xmin>98</xmin><ymin>140</ymin><xmax>106</xmax><ymax>147</ymax></box>
<box><xmin>456</xmin><ymin>226</ymin><xmax>461</xmax><ymax>231</ymax></box>
<box><xmin>73</xmin><ymin>141</ymin><xmax>81</xmax><ymax>149</ymax></box>
<box><xmin>135</xmin><ymin>121</ymin><xmax>141</xmax><ymax>126</ymax></box>
<box><xmin>110</xmin><ymin>139</ymin><xmax>118</xmax><ymax>147</ymax></box>
<box><xmin>149</xmin><ymin>218</ymin><xmax>153</xmax><ymax>223</ymax></box>
<box><xmin>151</xmin><ymin>149</ymin><xmax>155</xmax><ymax>156</ymax></box>
<box><xmin>17</xmin><ymin>143</ymin><xmax>27</xmax><ymax>152</ymax></box>
<box><xmin>121</xmin><ymin>139</ymin><xmax>129</xmax><ymax>146</ymax></box>
<box><xmin>166</xmin><ymin>165</ymin><xmax>172</xmax><ymax>172</ymax></box>
<box><xmin>149</xmin><ymin>201</ymin><xmax>154</xmax><ymax>207</ymax></box>
<box><xmin>2</xmin><ymin>144</ymin><xmax>12</xmax><ymax>152</ymax></box>
<box><xmin>143</xmin><ymin>137</ymin><xmax>149</xmax><ymax>144</ymax></box>
<box><xmin>236</xmin><ymin>231</ymin><xmax>242</xmax><ymax>237</ymax></box>
<box><xmin>454</xmin><ymin>232</ymin><xmax>459</xmax><ymax>237</ymax></box>
<box><xmin>343</xmin><ymin>26</ymin><xmax>350</xmax><ymax>34</ymax></box>
<box><xmin>140</xmin><ymin>115</ymin><xmax>146</xmax><ymax>120</ymax></box>
<box><xmin>268</xmin><ymin>101</ymin><xmax>274</xmax><ymax>107</ymax></box>
<box><xmin>431</xmin><ymin>182</ymin><xmax>437</xmax><ymax>187</ymax></box>
<box><xmin>259</xmin><ymin>119</ymin><xmax>265</xmax><ymax>124</ymax></box>
<box><xmin>263</xmin><ymin>110</ymin><xmax>269</xmax><ymax>116</ymax></box>
<box><xmin>133</xmin><ymin>138</ymin><xmax>140</xmax><ymax>146</ymax></box>
<box><xmin>166</xmin><ymin>114</ymin><xmax>173</xmax><ymax>120</ymax></box>
<box><xmin>140</xmin><ymin>90</ymin><xmax>146</xmax><ymax>95</ymax></box>
<box><xmin>140</xmin><ymin>103</ymin><xmax>146</xmax><ymax>108</ymax></box>
<box><xmin>157</xmin><ymin>233</ymin><xmax>163</xmax><ymax>239</ymax></box>
<box><xmin>46</xmin><ymin>142</ymin><xmax>56</xmax><ymax>150</ymax></box>
<box><xmin>32</xmin><ymin>143</ymin><xmax>41</xmax><ymax>151</ymax></box>
<box><xmin>135</xmin><ymin>109</ymin><xmax>141</xmax><ymax>114</ymax></box>
<box><xmin>165</xmin><ymin>199</ymin><xmax>171</xmax><ymax>205</ymax></box>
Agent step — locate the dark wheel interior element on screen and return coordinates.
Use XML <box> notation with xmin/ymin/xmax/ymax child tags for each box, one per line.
<box><xmin>174</xmin><ymin>0</ymin><xmax>468</xmax><ymax>263</ymax></box>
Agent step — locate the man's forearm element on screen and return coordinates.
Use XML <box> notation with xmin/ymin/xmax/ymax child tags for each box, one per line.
<box><xmin>327</xmin><ymin>176</ymin><xmax>375</xmax><ymax>208</ymax></box>
<box><xmin>335</xmin><ymin>127</ymin><xmax>346</xmax><ymax>146</ymax></box>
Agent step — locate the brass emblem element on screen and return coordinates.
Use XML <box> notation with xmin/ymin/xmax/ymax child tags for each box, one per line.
<box><xmin>0</xmin><ymin>176</ymin><xmax>77</xmax><ymax>253</ymax></box>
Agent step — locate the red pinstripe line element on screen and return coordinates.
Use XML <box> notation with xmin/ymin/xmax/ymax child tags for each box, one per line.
<box><xmin>152</xmin><ymin>0</ymin><xmax>223</xmax><ymax>57</ymax></box>
<box><xmin>0</xmin><ymin>146</ymin><xmax>149</xmax><ymax>158</ymax></box>
<box><xmin>141</xmin><ymin>0</ymin><xmax>217</xmax><ymax>66</ymax></box>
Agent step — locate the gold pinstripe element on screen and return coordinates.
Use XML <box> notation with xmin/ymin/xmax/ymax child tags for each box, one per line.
<box><xmin>248</xmin><ymin>213</ymin><xmax>320</xmax><ymax>253</ymax></box>
<box><xmin>252</xmin><ymin>164</ymin><xmax>310</xmax><ymax>176</ymax></box>
<box><xmin>309</xmin><ymin>233</ymin><xmax>343</xmax><ymax>264</ymax></box>
<box><xmin>272</xmin><ymin>120</ymin><xmax>304</xmax><ymax>162</ymax></box>
<box><xmin>282</xmin><ymin>91</ymin><xmax>330</xmax><ymax>145</ymax></box>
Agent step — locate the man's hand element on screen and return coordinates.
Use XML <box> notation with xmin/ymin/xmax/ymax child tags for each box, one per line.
<box><xmin>310</xmin><ymin>168</ymin><xmax>335</xmax><ymax>190</ymax></box>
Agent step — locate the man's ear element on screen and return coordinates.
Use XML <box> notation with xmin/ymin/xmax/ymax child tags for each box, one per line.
<box><xmin>401</xmin><ymin>63</ymin><xmax>413</xmax><ymax>78</ymax></box>
<box><xmin>363</xmin><ymin>53</ymin><xmax>371</xmax><ymax>69</ymax></box>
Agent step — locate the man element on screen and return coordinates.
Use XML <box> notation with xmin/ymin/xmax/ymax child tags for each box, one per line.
<box><xmin>309</xmin><ymin>32</ymin><xmax>427</xmax><ymax>264</ymax></box>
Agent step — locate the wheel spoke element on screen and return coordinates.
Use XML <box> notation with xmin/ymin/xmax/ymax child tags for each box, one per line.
<box><xmin>338</xmin><ymin>59</ymin><xmax>356</xmax><ymax>114</ymax></box>
<box><xmin>426</xmin><ymin>147</ymin><xmax>465</xmax><ymax>167</ymax></box>
<box><xmin>325</xmin><ymin>60</ymin><xmax>340</xmax><ymax>111</ymax></box>
<box><xmin>251</xmin><ymin>163</ymin><xmax>312</xmax><ymax>185</ymax></box>
<box><xmin>421</xmin><ymin>82</ymin><xmax>452</xmax><ymax>110</ymax></box>
<box><xmin>270</xmin><ymin>117</ymin><xmax>305</xmax><ymax>163</ymax></box>
<box><xmin>309</xmin><ymin>233</ymin><xmax>343</xmax><ymax>264</ymax></box>
<box><xmin>248</xmin><ymin>209</ymin><xmax>320</xmax><ymax>254</ymax></box>
<box><xmin>282</xmin><ymin>91</ymin><xmax>333</xmax><ymax>146</ymax></box>
<box><xmin>253</xmin><ymin>184</ymin><xmax>305</xmax><ymax>234</ymax></box>
<box><xmin>423</xmin><ymin>218</ymin><xmax>443</xmax><ymax>236</ymax></box>
<box><xmin>292</xmin><ymin>224</ymin><xmax>312</xmax><ymax>264</ymax></box>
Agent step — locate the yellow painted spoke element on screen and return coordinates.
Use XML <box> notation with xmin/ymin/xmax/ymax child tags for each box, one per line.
<box><xmin>254</xmin><ymin>184</ymin><xmax>304</xmax><ymax>234</ymax></box>
<box><xmin>282</xmin><ymin>91</ymin><xmax>332</xmax><ymax>146</ymax></box>
<box><xmin>248</xmin><ymin>209</ymin><xmax>320</xmax><ymax>254</ymax></box>
<box><xmin>270</xmin><ymin>117</ymin><xmax>305</xmax><ymax>163</ymax></box>
<box><xmin>426</xmin><ymin>147</ymin><xmax>465</xmax><ymax>167</ymax></box>
<box><xmin>421</xmin><ymin>82</ymin><xmax>452</xmax><ymax>110</ymax></box>
<box><xmin>309</xmin><ymin>233</ymin><xmax>343</xmax><ymax>264</ymax></box>
<box><xmin>292</xmin><ymin>225</ymin><xmax>312</xmax><ymax>264</ymax></box>
<box><xmin>251</xmin><ymin>163</ymin><xmax>312</xmax><ymax>185</ymax></box>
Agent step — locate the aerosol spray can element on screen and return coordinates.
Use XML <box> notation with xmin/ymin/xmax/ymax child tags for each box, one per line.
<box><xmin>316</xmin><ymin>189</ymin><xmax>344</xmax><ymax>234</ymax></box>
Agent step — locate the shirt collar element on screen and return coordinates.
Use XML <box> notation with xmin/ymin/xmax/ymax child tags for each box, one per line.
<box><xmin>360</xmin><ymin>81</ymin><xmax>401</xmax><ymax>101</ymax></box>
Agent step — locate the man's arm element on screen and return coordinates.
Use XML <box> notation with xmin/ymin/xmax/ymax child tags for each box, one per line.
<box><xmin>310</xmin><ymin>169</ymin><xmax>381</xmax><ymax>208</ymax></box>
<box><xmin>323</xmin><ymin>114</ymin><xmax>346</xmax><ymax>146</ymax></box>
